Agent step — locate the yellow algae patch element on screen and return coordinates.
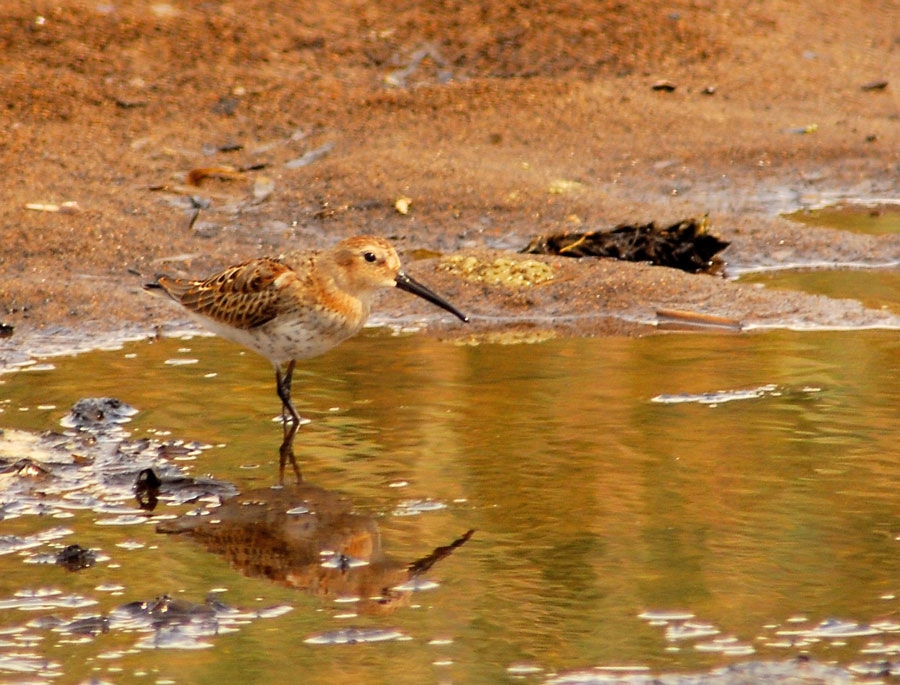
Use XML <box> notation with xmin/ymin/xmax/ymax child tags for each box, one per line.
<box><xmin>548</xmin><ymin>178</ymin><xmax>583</xmax><ymax>194</ymax></box>
<box><xmin>454</xmin><ymin>329</ymin><xmax>557</xmax><ymax>346</ymax></box>
<box><xmin>438</xmin><ymin>255</ymin><xmax>555</xmax><ymax>287</ymax></box>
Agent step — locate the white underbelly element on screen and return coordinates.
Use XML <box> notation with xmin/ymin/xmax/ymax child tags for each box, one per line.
<box><xmin>196</xmin><ymin>314</ymin><xmax>360</xmax><ymax>366</ymax></box>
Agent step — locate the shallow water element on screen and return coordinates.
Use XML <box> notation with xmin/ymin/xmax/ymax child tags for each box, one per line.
<box><xmin>786</xmin><ymin>205</ymin><xmax>900</xmax><ymax>235</ymax></box>
<box><xmin>739</xmin><ymin>206</ymin><xmax>900</xmax><ymax>315</ymax></box>
<box><xmin>739</xmin><ymin>268</ymin><xmax>900</xmax><ymax>315</ymax></box>
<box><xmin>4</xmin><ymin>327</ymin><xmax>900</xmax><ymax>682</ymax></box>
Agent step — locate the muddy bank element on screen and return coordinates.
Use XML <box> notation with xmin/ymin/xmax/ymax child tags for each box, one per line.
<box><xmin>3</xmin><ymin>0</ymin><xmax>900</xmax><ymax>364</ymax></box>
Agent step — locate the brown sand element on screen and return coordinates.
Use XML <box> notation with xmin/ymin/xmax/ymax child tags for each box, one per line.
<box><xmin>3</xmin><ymin>0</ymin><xmax>900</xmax><ymax>361</ymax></box>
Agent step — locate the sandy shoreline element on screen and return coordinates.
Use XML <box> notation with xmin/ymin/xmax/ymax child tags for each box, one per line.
<box><xmin>3</xmin><ymin>0</ymin><xmax>900</xmax><ymax>365</ymax></box>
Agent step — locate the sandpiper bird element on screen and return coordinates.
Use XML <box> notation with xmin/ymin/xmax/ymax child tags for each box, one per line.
<box><xmin>144</xmin><ymin>235</ymin><xmax>468</xmax><ymax>480</ymax></box>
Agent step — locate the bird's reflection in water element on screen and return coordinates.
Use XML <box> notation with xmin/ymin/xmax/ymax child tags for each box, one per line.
<box><xmin>158</xmin><ymin>482</ymin><xmax>473</xmax><ymax>614</ymax></box>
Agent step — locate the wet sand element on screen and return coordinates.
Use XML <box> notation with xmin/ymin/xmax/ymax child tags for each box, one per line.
<box><xmin>3</xmin><ymin>0</ymin><xmax>900</xmax><ymax>363</ymax></box>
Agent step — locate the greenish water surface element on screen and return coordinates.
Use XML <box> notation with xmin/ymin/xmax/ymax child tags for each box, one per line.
<box><xmin>786</xmin><ymin>205</ymin><xmax>900</xmax><ymax>235</ymax></box>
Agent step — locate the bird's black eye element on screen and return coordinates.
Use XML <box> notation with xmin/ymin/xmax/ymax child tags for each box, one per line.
<box><xmin>363</xmin><ymin>251</ymin><xmax>377</xmax><ymax>263</ymax></box>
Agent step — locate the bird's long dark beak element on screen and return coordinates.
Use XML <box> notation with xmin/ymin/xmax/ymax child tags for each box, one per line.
<box><xmin>395</xmin><ymin>272</ymin><xmax>469</xmax><ymax>323</ymax></box>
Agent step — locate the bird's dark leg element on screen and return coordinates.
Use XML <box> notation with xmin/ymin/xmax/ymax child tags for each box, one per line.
<box><xmin>276</xmin><ymin>359</ymin><xmax>301</xmax><ymax>426</ymax></box>
<box><xmin>275</xmin><ymin>360</ymin><xmax>302</xmax><ymax>484</ymax></box>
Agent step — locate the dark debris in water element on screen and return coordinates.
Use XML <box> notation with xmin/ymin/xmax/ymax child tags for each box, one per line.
<box><xmin>523</xmin><ymin>217</ymin><xmax>729</xmax><ymax>274</ymax></box>
<box><xmin>61</xmin><ymin>397</ymin><xmax>138</xmax><ymax>431</ymax></box>
<box><xmin>134</xmin><ymin>467</ymin><xmax>163</xmax><ymax>510</ymax></box>
<box><xmin>55</xmin><ymin>544</ymin><xmax>96</xmax><ymax>571</ymax></box>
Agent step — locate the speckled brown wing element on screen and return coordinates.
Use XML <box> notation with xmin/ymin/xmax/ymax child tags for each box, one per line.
<box><xmin>157</xmin><ymin>258</ymin><xmax>293</xmax><ymax>330</ymax></box>
<box><xmin>275</xmin><ymin>248</ymin><xmax>318</xmax><ymax>277</ymax></box>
